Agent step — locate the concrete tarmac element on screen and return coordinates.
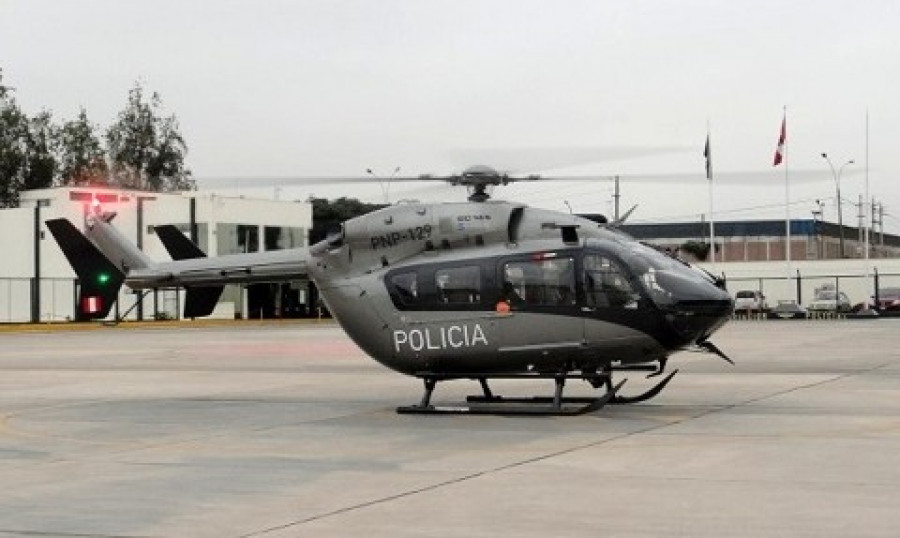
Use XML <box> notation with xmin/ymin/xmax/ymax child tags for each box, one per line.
<box><xmin>1</xmin><ymin>319</ymin><xmax>899</xmax><ymax>537</ymax></box>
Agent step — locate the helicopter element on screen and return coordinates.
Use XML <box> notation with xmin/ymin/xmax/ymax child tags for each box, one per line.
<box><xmin>46</xmin><ymin>165</ymin><xmax>734</xmax><ymax>415</ymax></box>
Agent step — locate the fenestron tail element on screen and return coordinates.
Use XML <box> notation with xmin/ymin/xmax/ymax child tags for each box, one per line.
<box><xmin>46</xmin><ymin>218</ymin><xmax>124</xmax><ymax>320</ymax></box>
<box><xmin>154</xmin><ymin>225</ymin><xmax>225</xmax><ymax>318</ymax></box>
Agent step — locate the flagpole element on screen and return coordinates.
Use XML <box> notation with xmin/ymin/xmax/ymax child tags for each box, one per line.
<box><xmin>864</xmin><ymin>109</ymin><xmax>871</xmax><ymax>303</ymax></box>
<box><xmin>707</xmin><ymin>122</ymin><xmax>716</xmax><ymax>268</ymax></box>
<box><xmin>783</xmin><ymin>106</ymin><xmax>791</xmax><ymax>279</ymax></box>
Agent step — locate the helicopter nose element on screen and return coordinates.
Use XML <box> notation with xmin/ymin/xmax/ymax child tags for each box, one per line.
<box><xmin>664</xmin><ymin>286</ymin><xmax>733</xmax><ymax>344</ymax></box>
<box><xmin>648</xmin><ymin>269</ymin><xmax>733</xmax><ymax>344</ymax></box>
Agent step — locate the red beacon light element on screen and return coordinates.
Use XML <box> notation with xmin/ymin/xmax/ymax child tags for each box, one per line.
<box><xmin>80</xmin><ymin>295</ymin><xmax>104</xmax><ymax>315</ymax></box>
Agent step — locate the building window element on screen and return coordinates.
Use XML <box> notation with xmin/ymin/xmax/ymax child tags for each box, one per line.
<box><xmin>264</xmin><ymin>226</ymin><xmax>304</xmax><ymax>250</ymax></box>
<box><xmin>216</xmin><ymin>223</ymin><xmax>258</xmax><ymax>255</ymax></box>
<box><xmin>237</xmin><ymin>225</ymin><xmax>259</xmax><ymax>253</ymax></box>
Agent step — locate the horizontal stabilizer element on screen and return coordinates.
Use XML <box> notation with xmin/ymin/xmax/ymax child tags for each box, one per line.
<box><xmin>154</xmin><ymin>225</ymin><xmax>207</xmax><ymax>260</ymax></box>
<box><xmin>184</xmin><ymin>286</ymin><xmax>226</xmax><ymax>318</ymax></box>
<box><xmin>46</xmin><ymin>218</ymin><xmax>124</xmax><ymax>320</ymax></box>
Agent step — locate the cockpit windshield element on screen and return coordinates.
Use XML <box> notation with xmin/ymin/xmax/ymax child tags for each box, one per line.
<box><xmin>587</xmin><ymin>239</ymin><xmax>721</xmax><ymax>309</ymax></box>
<box><xmin>623</xmin><ymin>242</ymin><xmax>720</xmax><ymax>307</ymax></box>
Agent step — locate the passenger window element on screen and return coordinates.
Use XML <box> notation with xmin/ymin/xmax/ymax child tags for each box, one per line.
<box><xmin>503</xmin><ymin>257</ymin><xmax>576</xmax><ymax>307</ymax></box>
<box><xmin>584</xmin><ymin>254</ymin><xmax>638</xmax><ymax>309</ymax></box>
<box><xmin>436</xmin><ymin>266</ymin><xmax>481</xmax><ymax>305</ymax></box>
<box><xmin>389</xmin><ymin>272</ymin><xmax>419</xmax><ymax>306</ymax></box>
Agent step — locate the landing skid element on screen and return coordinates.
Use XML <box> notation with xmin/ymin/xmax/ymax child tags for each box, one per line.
<box><xmin>397</xmin><ymin>372</ymin><xmax>626</xmax><ymax>416</ymax></box>
<box><xmin>610</xmin><ymin>370</ymin><xmax>678</xmax><ymax>404</ymax></box>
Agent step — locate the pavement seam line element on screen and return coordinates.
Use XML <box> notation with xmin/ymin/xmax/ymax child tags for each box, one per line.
<box><xmin>242</xmin><ymin>359</ymin><xmax>900</xmax><ymax>536</ymax></box>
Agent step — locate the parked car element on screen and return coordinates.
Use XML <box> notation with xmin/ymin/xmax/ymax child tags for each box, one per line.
<box><xmin>872</xmin><ymin>287</ymin><xmax>900</xmax><ymax>311</ymax></box>
<box><xmin>733</xmin><ymin>290</ymin><xmax>767</xmax><ymax>313</ymax></box>
<box><xmin>808</xmin><ymin>288</ymin><xmax>851</xmax><ymax>313</ymax></box>
<box><xmin>850</xmin><ymin>287</ymin><xmax>900</xmax><ymax>313</ymax></box>
<box><xmin>767</xmin><ymin>300</ymin><xmax>809</xmax><ymax>319</ymax></box>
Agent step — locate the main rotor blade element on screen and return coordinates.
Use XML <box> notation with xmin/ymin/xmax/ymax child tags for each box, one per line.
<box><xmin>196</xmin><ymin>174</ymin><xmax>436</xmax><ymax>189</ymax></box>
<box><xmin>539</xmin><ymin>168</ymin><xmax>840</xmax><ymax>185</ymax></box>
<box><xmin>446</xmin><ymin>145</ymin><xmax>690</xmax><ymax>174</ymax></box>
<box><xmin>196</xmin><ymin>166</ymin><xmax>849</xmax><ymax>190</ymax></box>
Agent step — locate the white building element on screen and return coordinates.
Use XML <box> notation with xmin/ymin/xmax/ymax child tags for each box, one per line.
<box><xmin>0</xmin><ymin>187</ymin><xmax>312</xmax><ymax>323</ymax></box>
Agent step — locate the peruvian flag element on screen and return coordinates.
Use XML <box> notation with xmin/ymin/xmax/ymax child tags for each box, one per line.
<box><xmin>773</xmin><ymin>116</ymin><xmax>786</xmax><ymax>166</ymax></box>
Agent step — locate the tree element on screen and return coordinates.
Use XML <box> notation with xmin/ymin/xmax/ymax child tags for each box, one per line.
<box><xmin>56</xmin><ymin>108</ymin><xmax>108</xmax><ymax>187</ymax></box>
<box><xmin>0</xmin><ymin>68</ymin><xmax>28</xmax><ymax>207</ymax></box>
<box><xmin>106</xmin><ymin>82</ymin><xmax>194</xmax><ymax>192</ymax></box>
<box><xmin>308</xmin><ymin>196</ymin><xmax>387</xmax><ymax>243</ymax></box>
<box><xmin>22</xmin><ymin>110</ymin><xmax>57</xmax><ymax>191</ymax></box>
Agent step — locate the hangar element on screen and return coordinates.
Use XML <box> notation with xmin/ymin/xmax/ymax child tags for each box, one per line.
<box><xmin>0</xmin><ymin>187</ymin><xmax>312</xmax><ymax>323</ymax></box>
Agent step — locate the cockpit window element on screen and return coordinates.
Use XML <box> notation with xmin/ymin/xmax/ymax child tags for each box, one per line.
<box><xmin>503</xmin><ymin>257</ymin><xmax>576</xmax><ymax>307</ymax></box>
<box><xmin>436</xmin><ymin>266</ymin><xmax>481</xmax><ymax>305</ymax></box>
<box><xmin>621</xmin><ymin>242</ymin><xmax>719</xmax><ymax>306</ymax></box>
<box><xmin>583</xmin><ymin>254</ymin><xmax>638</xmax><ymax>309</ymax></box>
<box><xmin>389</xmin><ymin>272</ymin><xmax>418</xmax><ymax>306</ymax></box>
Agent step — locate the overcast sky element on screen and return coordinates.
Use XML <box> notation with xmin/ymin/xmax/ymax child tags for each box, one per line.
<box><xmin>2</xmin><ymin>0</ymin><xmax>898</xmax><ymax>232</ymax></box>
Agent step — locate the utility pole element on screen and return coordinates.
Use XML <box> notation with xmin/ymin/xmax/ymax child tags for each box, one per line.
<box><xmin>812</xmin><ymin>199</ymin><xmax>824</xmax><ymax>259</ymax></box>
<box><xmin>857</xmin><ymin>195</ymin><xmax>864</xmax><ymax>248</ymax></box>
<box><xmin>613</xmin><ymin>176</ymin><xmax>620</xmax><ymax>222</ymax></box>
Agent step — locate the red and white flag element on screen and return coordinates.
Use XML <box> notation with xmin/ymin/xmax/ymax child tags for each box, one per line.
<box><xmin>773</xmin><ymin>116</ymin><xmax>786</xmax><ymax>166</ymax></box>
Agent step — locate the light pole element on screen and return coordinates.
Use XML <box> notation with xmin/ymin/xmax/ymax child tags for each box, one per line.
<box><xmin>820</xmin><ymin>153</ymin><xmax>854</xmax><ymax>258</ymax></box>
<box><xmin>366</xmin><ymin>166</ymin><xmax>401</xmax><ymax>204</ymax></box>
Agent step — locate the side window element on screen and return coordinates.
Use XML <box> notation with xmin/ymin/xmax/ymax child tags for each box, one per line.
<box><xmin>389</xmin><ymin>272</ymin><xmax>419</xmax><ymax>306</ymax></box>
<box><xmin>584</xmin><ymin>254</ymin><xmax>638</xmax><ymax>309</ymax></box>
<box><xmin>436</xmin><ymin>266</ymin><xmax>481</xmax><ymax>305</ymax></box>
<box><xmin>503</xmin><ymin>257</ymin><xmax>576</xmax><ymax>307</ymax></box>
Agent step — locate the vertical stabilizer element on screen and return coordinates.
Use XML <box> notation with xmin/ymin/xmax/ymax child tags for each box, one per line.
<box><xmin>84</xmin><ymin>212</ymin><xmax>154</xmax><ymax>272</ymax></box>
<box><xmin>46</xmin><ymin>218</ymin><xmax>125</xmax><ymax>320</ymax></box>
<box><xmin>153</xmin><ymin>224</ymin><xmax>225</xmax><ymax>318</ymax></box>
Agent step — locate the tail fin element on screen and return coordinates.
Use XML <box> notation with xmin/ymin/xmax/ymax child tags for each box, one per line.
<box><xmin>154</xmin><ymin>224</ymin><xmax>225</xmax><ymax>318</ymax></box>
<box><xmin>84</xmin><ymin>212</ymin><xmax>154</xmax><ymax>271</ymax></box>
<box><xmin>153</xmin><ymin>225</ymin><xmax>206</xmax><ymax>260</ymax></box>
<box><xmin>183</xmin><ymin>287</ymin><xmax>226</xmax><ymax>318</ymax></box>
<box><xmin>46</xmin><ymin>218</ymin><xmax>124</xmax><ymax>320</ymax></box>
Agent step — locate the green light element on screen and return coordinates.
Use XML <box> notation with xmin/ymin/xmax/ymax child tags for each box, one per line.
<box><xmin>97</xmin><ymin>272</ymin><xmax>111</xmax><ymax>285</ymax></box>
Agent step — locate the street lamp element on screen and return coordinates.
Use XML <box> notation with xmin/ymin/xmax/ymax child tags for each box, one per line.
<box><xmin>820</xmin><ymin>153</ymin><xmax>854</xmax><ymax>257</ymax></box>
<box><xmin>366</xmin><ymin>166</ymin><xmax>401</xmax><ymax>204</ymax></box>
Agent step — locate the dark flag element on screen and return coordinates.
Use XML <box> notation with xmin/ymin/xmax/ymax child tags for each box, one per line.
<box><xmin>704</xmin><ymin>134</ymin><xmax>712</xmax><ymax>180</ymax></box>
<box><xmin>773</xmin><ymin>116</ymin><xmax>786</xmax><ymax>166</ymax></box>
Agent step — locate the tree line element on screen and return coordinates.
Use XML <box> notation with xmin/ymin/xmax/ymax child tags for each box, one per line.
<box><xmin>0</xmin><ymin>67</ymin><xmax>193</xmax><ymax>208</ymax></box>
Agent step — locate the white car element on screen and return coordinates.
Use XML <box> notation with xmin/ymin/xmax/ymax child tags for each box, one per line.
<box><xmin>734</xmin><ymin>290</ymin><xmax>767</xmax><ymax>313</ymax></box>
<box><xmin>808</xmin><ymin>290</ymin><xmax>851</xmax><ymax>312</ymax></box>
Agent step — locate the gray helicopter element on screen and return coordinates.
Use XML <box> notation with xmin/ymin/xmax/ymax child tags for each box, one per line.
<box><xmin>46</xmin><ymin>165</ymin><xmax>734</xmax><ymax>415</ymax></box>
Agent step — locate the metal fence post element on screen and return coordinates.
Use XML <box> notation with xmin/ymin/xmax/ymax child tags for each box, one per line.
<box><xmin>874</xmin><ymin>268</ymin><xmax>880</xmax><ymax>310</ymax></box>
